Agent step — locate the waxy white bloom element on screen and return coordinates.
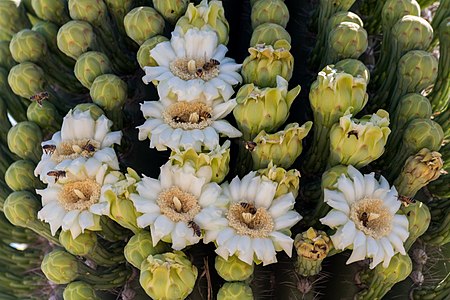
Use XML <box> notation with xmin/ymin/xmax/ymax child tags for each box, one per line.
<box><xmin>36</xmin><ymin>158</ymin><xmax>122</xmax><ymax>239</ymax></box>
<box><xmin>197</xmin><ymin>172</ymin><xmax>302</xmax><ymax>266</ymax></box>
<box><xmin>142</xmin><ymin>27</ymin><xmax>242</xmax><ymax>104</ymax></box>
<box><xmin>320</xmin><ymin>166</ymin><xmax>409</xmax><ymax>269</ymax></box>
<box><xmin>137</xmin><ymin>98</ymin><xmax>241</xmax><ymax>151</ymax></box>
<box><xmin>35</xmin><ymin>110</ymin><xmax>122</xmax><ymax>184</ymax></box>
<box><xmin>130</xmin><ymin>162</ymin><xmax>225</xmax><ymax>250</ymax></box>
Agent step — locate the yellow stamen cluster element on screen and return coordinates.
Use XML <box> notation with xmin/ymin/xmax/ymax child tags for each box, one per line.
<box><xmin>58</xmin><ymin>179</ymin><xmax>101</xmax><ymax>211</ymax></box>
<box><xmin>350</xmin><ymin>198</ymin><xmax>393</xmax><ymax>239</ymax></box>
<box><xmin>157</xmin><ymin>186</ymin><xmax>201</xmax><ymax>222</ymax></box>
<box><xmin>227</xmin><ymin>202</ymin><xmax>274</xmax><ymax>238</ymax></box>
<box><xmin>52</xmin><ymin>139</ymin><xmax>100</xmax><ymax>163</ymax></box>
<box><xmin>163</xmin><ymin>101</ymin><xmax>213</xmax><ymax>130</ymax></box>
<box><xmin>169</xmin><ymin>57</ymin><xmax>219</xmax><ymax>81</ymax></box>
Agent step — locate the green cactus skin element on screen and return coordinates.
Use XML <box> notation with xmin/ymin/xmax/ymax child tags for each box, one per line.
<box><xmin>0</xmin><ymin>1</ymin><xmax>31</xmax><ymax>41</ymax></box>
<box><xmin>0</xmin><ymin>41</ymin><xmax>16</xmax><ymax>70</ymax></box>
<box><xmin>429</xmin><ymin>0</ymin><xmax>450</xmax><ymax>50</ymax></box>
<box><xmin>421</xmin><ymin>200</ymin><xmax>450</xmax><ymax>246</ymax></box>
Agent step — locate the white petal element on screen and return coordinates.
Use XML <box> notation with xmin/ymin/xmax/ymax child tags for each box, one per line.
<box><xmin>211</xmin><ymin>120</ymin><xmax>242</xmax><ymax>138</ymax></box>
<box><xmin>323</xmin><ymin>189</ymin><xmax>350</xmax><ymax>214</ymax></box>
<box><xmin>150</xmin><ymin>215</ymin><xmax>175</xmax><ymax>246</ymax></box>
<box><xmin>62</xmin><ymin>210</ymin><xmax>80</xmax><ymax>231</ymax></box>
<box><xmin>140</xmin><ymin>101</ymin><xmax>164</xmax><ymax>118</ymax></box>
<box><xmin>380</xmin><ymin>237</ymin><xmax>395</xmax><ymax>268</ymax></box>
<box><xmin>270</xmin><ymin>231</ymin><xmax>294</xmax><ymax>257</ymax></box>
<box><xmin>94</xmin><ymin>115</ymin><xmax>112</xmax><ymax>142</ymax></box>
<box><xmin>150</xmin><ymin>42</ymin><xmax>176</xmax><ymax>67</ymax></box>
<box><xmin>337</xmin><ymin>175</ymin><xmax>356</xmax><ymax>204</ymax></box>
<box><xmin>78</xmin><ymin>210</ymin><xmax>95</xmax><ymax>232</ymax></box>
<box><xmin>253</xmin><ymin>238</ymin><xmax>277</xmax><ymax>266</ymax></box>
<box><xmin>253</xmin><ymin>180</ymin><xmax>277</xmax><ymax>209</ymax></box>
<box><xmin>387</xmin><ymin>232</ymin><xmax>406</xmax><ymax>255</ymax></box>
<box><xmin>346</xmin><ymin>231</ymin><xmax>367</xmax><ymax>264</ymax></box>
<box><xmin>102</xmin><ymin>131</ymin><xmax>122</xmax><ymax>147</ymax></box>
<box><xmin>130</xmin><ymin>194</ymin><xmax>160</xmax><ymax>214</ymax></box>
<box><xmin>268</xmin><ymin>193</ymin><xmax>296</xmax><ymax>219</ymax></box>
<box><xmin>198</xmin><ymin>183</ymin><xmax>222</xmax><ymax>207</ymax></box>
<box><xmin>137</xmin><ymin>177</ymin><xmax>162</xmax><ymax>200</ymax></box>
<box><xmin>320</xmin><ymin>210</ymin><xmax>349</xmax><ymax>228</ymax></box>
<box><xmin>235</xmin><ymin>235</ymin><xmax>254</xmax><ymax>265</ymax></box>
<box><xmin>331</xmin><ymin>221</ymin><xmax>357</xmax><ymax>250</ymax></box>
<box><xmin>363</xmin><ymin>173</ymin><xmax>377</xmax><ymax>197</ymax></box>
<box><xmin>274</xmin><ymin>211</ymin><xmax>302</xmax><ymax>230</ymax></box>
<box><xmin>136</xmin><ymin>212</ymin><xmax>160</xmax><ymax>228</ymax></box>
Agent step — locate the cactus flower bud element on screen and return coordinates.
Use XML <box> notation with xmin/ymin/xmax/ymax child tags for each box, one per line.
<box><xmin>124</xmin><ymin>7</ymin><xmax>165</xmax><ymax>46</ymax></box>
<box><xmin>334</xmin><ymin>58</ymin><xmax>370</xmax><ymax>83</ymax></box>
<box><xmin>32</xmin><ymin>0</ymin><xmax>70</xmax><ymax>25</ymax></box>
<box><xmin>63</xmin><ymin>281</ymin><xmax>100</xmax><ymax>300</ymax></box>
<box><xmin>215</xmin><ymin>254</ymin><xmax>254</xmax><ymax>282</ymax></box>
<box><xmin>124</xmin><ymin>231</ymin><xmax>169</xmax><ymax>269</ymax></box>
<box><xmin>41</xmin><ymin>249</ymin><xmax>78</xmax><ymax>284</ymax></box>
<box><xmin>139</xmin><ymin>251</ymin><xmax>198</xmax><ymax>299</ymax></box>
<box><xmin>74</xmin><ymin>51</ymin><xmax>112</xmax><ymax>89</ymax></box>
<box><xmin>9</xmin><ymin>29</ymin><xmax>48</xmax><ymax>63</ymax></box>
<box><xmin>26</xmin><ymin>101</ymin><xmax>62</xmax><ymax>133</ymax></box>
<box><xmin>176</xmin><ymin>0</ymin><xmax>229</xmax><ymax>45</ymax></box>
<box><xmin>242</xmin><ymin>40</ymin><xmax>294</xmax><ymax>87</ymax></box>
<box><xmin>152</xmin><ymin>0</ymin><xmax>189</xmax><ymax>24</ymax></box>
<box><xmin>394</xmin><ymin>149</ymin><xmax>444</xmax><ymax>198</ymax></box>
<box><xmin>5</xmin><ymin>160</ymin><xmax>44</xmax><ymax>191</ymax></box>
<box><xmin>3</xmin><ymin>191</ymin><xmax>40</xmax><ymax>228</ymax></box>
<box><xmin>170</xmin><ymin>141</ymin><xmax>231</xmax><ymax>183</ymax></box>
<box><xmin>250</xmin><ymin>23</ymin><xmax>291</xmax><ymax>46</ymax></box>
<box><xmin>234</xmin><ymin>75</ymin><xmax>300</xmax><ymax>140</ymax></box>
<box><xmin>90</xmin><ymin>74</ymin><xmax>127</xmax><ymax>112</ymax></box>
<box><xmin>257</xmin><ymin>161</ymin><xmax>301</xmax><ymax>198</ymax></box>
<box><xmin>8</xmin><ymin>62</ymin><xmax>46</xmax><ymax>99</ymax></box>
<box><xmin>294</xmin><ymin>228</ymin><xmax>332</xmax><ymax>276</ymax></box>
<box><xmin>57</xmin><ymin>20</ymin><xmax>95</xmax><ymax>60</ymax></box>
<box><xmin>217</xmin><ymin>282</ymin><xmax>254</xmax><ymax>300</ymax></box>
<box><xmin>328</xmin><ymin>109</ymin><xmax>391</xmax><ymax>168</ymax></box>
<box><xmin>7</xmin><ymin>121</ymin><xmax>43</xmax><ymax>163</ymax></box>
<box><xmin>251</xmin><ymin>0</ymin><xmax>289</xmax><ymax>29</ymax></box>
<box><xmin>73</xmin><ymin>103</ymin><xmax>105</xmax><ymax>120</ymax></box>
<box><xmin>136</xmin><ymin>35</ymin><xmax>168</xmax><ymax>69</ymax></box>
<box><xmin>401</xmin><ymin>201</ymin><xmax>431</xmax><ymax>251</ymax></box>
<box><xmin>251</xmin><ymin>122</ymin><xmax>313</xmax><ymax>170</ymax></box>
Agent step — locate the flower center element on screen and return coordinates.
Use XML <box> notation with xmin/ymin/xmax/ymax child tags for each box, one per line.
<box><xmin>350</xmin><ymin>198</ymin><xmax>393</xmax><ymax>239</ymax></box>
<box><xmin>157</xmin><ymin>186</ymin><xmax>201</xmax><ymax>222</ymax></box>
<box><xmin>169</xmin><ymin>57</ymin><xmax>220</xmax><ymax>81</ymax></box>
<box><xmin>58</xmin><ymin>179</ymin><xmax>101</xmax><ymax>211</ymax></box>
<box><xmin>227</xmin><ymin>202</ymin><xmax>274</xmax><ymax>238</ymax></box>
<box><xmin>51</xmin><ymin>139</ymin><xmax>100</xmax><ymax>163</ymax></box>
<box><xmin>162</xmin><ymin>101</ymin><xmax>213</xmax><ymax>130</ymax></box>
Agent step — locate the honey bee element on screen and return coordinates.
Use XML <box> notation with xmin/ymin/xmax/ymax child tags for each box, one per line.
<box><xmin>244</xmin><ymin>141</ymin><xmax>257</xmax><ymax>152</ymax></box>
<box><xmin>47</xmin><ymin>170</ymin><xmax>66</xmax><ymax>182</ymax></box>
<box><xmin>360</xmin><ymin>212</ymin><xmax>369</xmax><ymax>227</ymax></box>
<box><xmin>397</xmin><ymin>195</ymin><xmax>416</xmax><ymax>207</ymax></box>
<box><xmin>195</xmin><ymin>68</ymin><xmax>204</xmax><ymax>78</ymax></box>
<box><xmin>199</xmin><ymin>111</ymin><xmax>211</xmax><ymax>121</ymax></box>
<box><xmin>240</xmin><ymin>202</ymin><xmax>257</xmax><ymax>214</ymax></box>
<box><xmin>42</xmin><ymin>144</ymin><xmax>56</xmax><ymax>155</ymax></box>
<box><xmin>81</xmin><ymin>140</ymin><xmax>96</xmax><ymax>153</ymax></box>
<box><xmin>188</xmin><ymin>221</ymin><xmax>201</xmax><ymax>237</ymax></box>
<box><xmin>30</xmin><ymin>91</ymin><xmax>49</xmax><ymax>106</ymax></box>
<box><xmin>202</xmin><ymin>58</ymin><xmax>220</xmax><ymax>70</ymax></box>
<box><xmin>347</xmin><ymin>130</ymin><xmax>359</xmax><ymax>139</ymax></box>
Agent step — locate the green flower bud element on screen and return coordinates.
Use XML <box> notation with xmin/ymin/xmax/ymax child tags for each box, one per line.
<box><xmin>250</xmin><ymin>23</ymin><xmax>291</xmax><ymax>46</ymax></box>
<box><xmin>68</xmin><ymin>0</ymin><xmax>108</xmax><ymax>24</ymax></box>
<box><xmin>257</xmin><ymin>161</ymin><xmax>301</xmax><ymax>198</ymax></box>
<box><xmin>124</xmin><ymin>231</ymin><xmax>169</xmax><ymax>269</ymax></box>
<box><xmin>74</xmin><ymin>51</ymin><xmax>112</xmax><ymax>89</ymax></box>
<box><xmin>328</xmin><ymin>11</ymin><xmax>364</xmax><ymax>29</ymax></box>
<box><xmin>401</xmin><ymin>201</ymin><xmax>431</xmax><ymax>251</ymax></box>
<box><xmin>102</xmin><ymin>169</ymin><xmax>142</xmax><ymax>233</ymax></box>
<box><xmin>329</xmin><ymin>109</ymin><xmax>391</xmax><ymax>168</ymax></box>
<box><xmin>41</xmin><ymin>249</ymin><xmax>78</xmax><ymax>284</ymax></box>
<box><xmin>7</xmin><ymin>121</ymin><xmax>43</xmax><ymax>163</ymax></box>
<box><xmin>396</xmin><ymin>50</ymin><xmax>438</xmax><ymax>93</ymax></box>
<box><xmin>5</xmin><ymin>160</ymin><xmax>44</xmax><ymax>191</ymax></box>
<box><xmin>251</xmin><ymin>0</ymin><xmax>289</xmax><ymax>29</ymax></box>
<box><xmin>152</xmin><ymin>0</ymin><xmax>189</xmax><ymax>24</ymax></box>
<box><xmin>140</xmin><ymin>251</ymin><xmax>198</xmax><ymax>299</ymax></box>
<box><xmin>9</xmin><ymin>29</ymin><xmax>48</xmax><ymax>63</ymax></box>
<box><xmin>63</xmin><ymin>281</ymin><xmax>100</xmax><ymax>300</ymax></box>
<box><xmin>0</xmin><ymin>1</ymin><xmax>31</xmax><ymax>40</ymax></box>
<box><xmin>391</xmin><ymin>15</ymin><xmax>433</xmax><ymax>53</ymax></box>
<box><xmin>57</xmin><ymin>20</ymin><xmax>95</xmax><ymax>60</ymax></box>
<box><xmin>32</xmin><ymin>21</ymin><xmax>59</xmax><ymax>53</ymax></box>
<box><xmin>394</xmin><ymin>149</ymin><xmax>444</xmax><ymax>198</ymax></box>
<box><xmin>251</xmin><ymin>121</ymin><xmax>313</xmax><ymax>170</ymax></box>
<box><xmin>176</xmin><ymin>0</ymin><xmax>229</xmax><ymax>45</ymax></box>
<box><xmin>137</xmin><ymin>35</ymin><xmax>169</xmax><ymax>69</ymax></box>
<box><xmin>217</xmin><ymin>282</ymin><xmax>254</xmax><ymax>300</ymax></box>
<box><xmin>322</xmin><ymin>165</ymin><xmax>350</xmax><ymax>191</ymax></box>
<box><xmin>59</xmin><ymin>230</ymin><xmax>97</xmax><ymax>257</ymax></box>
<box><xmin>381</xmin><ymin>0</ymin><xmax>420</xmax><ymax>31</ymax></box>
<box><xmin>294</xmin><ymin>228</ymin><xmax>332</xmax><ymax>276</ymax></box>
<box><xmin>90</xmin><ymin>74</ymin><xmax>127</xmax><ymax>111</ymax></box>
<box><xmin>391</xmin><ymin>93</ymin><xmax>432</xmax><ymax>132</ymax></box>
<box><xmin>8</xmin><ymin>62</ymin><xmax>46</xmax><ymax>99</ymax></box>
<box><xmin>27</xmin><ymin>100</ymin><xmax>62</xmax><ymax>132</ymax></box>
<box><xmin>215</xmin><ymin>255</ymin><xmax>254</xmax><ymax>282</ymax></box>
<box><xmin>73</xmin><ymin>103</ymin><xmax>105</xmax><ymax>120</ymax></box>
<box><xmin>402</xmin><ymin>119</ymin><xmax>444</xmax><ymax>155</ymax></box>
<box><xmin>32</xmin><ymin>0</ymin><xmax>70</xmax><ymax>25</ymax></box>
<box><xmin>234</xmin><ymin>75</ymin><xmax>300</xmax><ymax>140</ymax></box>
<box><xmin>0</xmin><ymin>41</ymin><xmax>16</xmax><ymax>70</ymax></box>
<box><xmin>3</xmin><ymin>191</ymin><xmax>39</xmax><ymax>227</ymax></box>
<box><xmin>325</xmin><ymin>22</ymin><xmax>368</xmax><ymax>64</ymax></box>
<box><xmin>124</xmin><ymin>7</ymin><xmax>165</xmax><ymax>46</ymax></box>
<box><xmin>170</xmin><ymin>141</ymin><xmax>231</xmax><ymax>183</ymax></box>
<box><xmin>242</xmin><ymin>40</ymin><xmax>294</xmax><ymax>87</ymax></box>
<box><xmin>334</xmin><ymin>58</ymin><xmax>370</xmax><ymax>83</ymax></box>
<box><xmin>356</xmin><ymin>253</ymin><xmax>412</xmax><ymax>300</ymax></box>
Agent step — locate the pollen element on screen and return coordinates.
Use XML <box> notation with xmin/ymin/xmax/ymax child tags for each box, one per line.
<box><xmin>58</xmin><ymin>179</ymin><xmax>101</xmax><ymax>211</ymax></box>
<box><xmin>52</xmin><ymin>139</ymin><xmax>100</xmax><ymax>163</ymax></box>
<box><xmin>169</xmin><ymin>57</ymin><xmax>220</xmax><ymax>81</ymax></box>
<box><xmin>227</xmin><ymin>202</ymin><xmax>274</xmax><ymax>238</ymax></box>
<box><xmin>162</xmin><ymin>101</ymin><xmax>213</xmax><ymax>130</ymax></box>
<box><xmin>157</xmin><ymin>186</ymin><xmax>201</xmax><ymax>222</ymax></box>
<box><xmin>350</xmin><ymin>198</ymin><xmax>393</xmax><ymax>239</ymax></box>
